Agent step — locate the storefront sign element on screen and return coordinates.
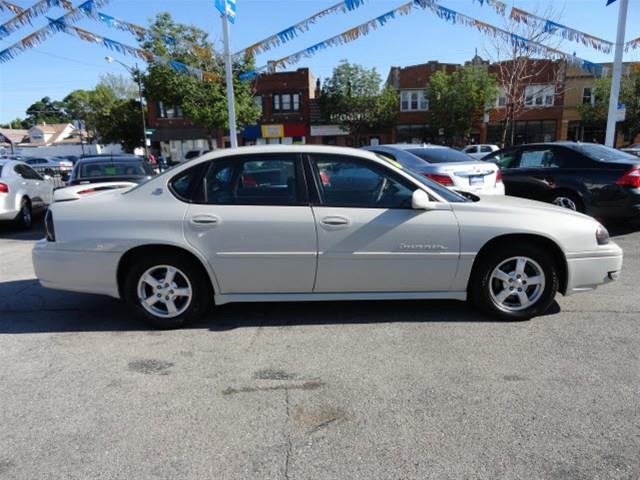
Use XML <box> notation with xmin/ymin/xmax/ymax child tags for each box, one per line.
<box><xmin>261</xmin><ymin>124</ymin><xmax>284</xmax><ymax>138</ymax></box>
<box><xmin>310</xmin><ymin>125</ymin><xmax>348</xmax><ymax>136</ymax></box>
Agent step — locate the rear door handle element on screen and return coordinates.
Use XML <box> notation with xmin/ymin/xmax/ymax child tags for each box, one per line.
<box><xmin>190</xmin><ymin>215</ymin><xmax>220</xmax><ymax>226</ymax></box>
<box><xmin>320</xmin><ymin>215</ymin><xmax>351</xmax><ymax>228</ymax></box>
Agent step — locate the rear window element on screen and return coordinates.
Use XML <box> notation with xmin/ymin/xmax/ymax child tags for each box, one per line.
<box><xmin>79</xmin><ymin>161</ymin><xmax>149</xmax><ymax>178</ymax></box>
<box><xmin>575</xmin><ymin>144</ymin><xmax>638</xmax><ymax>163</ymax></box>
<box><xmin>407</xmin><ymin>148</ymin><xmax>473</xmax><ymax>164</ymax></box>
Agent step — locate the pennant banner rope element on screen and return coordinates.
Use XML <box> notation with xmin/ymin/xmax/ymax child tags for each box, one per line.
<box><xmin>233</xmin><ymin>0</ymin><xmax>367</xmax><ymax>58</ymax></box>
<box><xmin>472</xmin><ymin>0</ymin><xmax>507</xmax><ymax>16</ymax></box>
<box><xmin>0</xmin><ymin>1</ymin><xmax>24</xmax><ymax>15</ymax></box>
<box><xmin>75</xmin><ymin>1</ymin><xmax>177</xmax><ymax>44</ymax></box>
<box><xmin>510</xmin><ymin>7</ymin><xmax>613</xmax><ymax>54</ymax></box>
<box><xmin>251</xmin><ymin>0</ymin><xmax>607</xmax><ymax>79</ymax></box>
<box><xmin>0</xmin><ymin>0</ymin><xmax>74</xmax><ymax>39</ymax></box>
<box><xmin>0</xmin><ymin>0</ymin><xmax>110</xmax><ymax>62</ymax></box>
<box><xmin>625</xmin><ymin>36</ymin><xmax>640</xmax><ymax>52</ymax></box>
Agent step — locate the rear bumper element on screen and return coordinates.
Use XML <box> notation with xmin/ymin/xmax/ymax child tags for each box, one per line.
<box><xmin>0</xmin><ymin>208</ymin><xmax>19</xmax><ymax>220</ymax></box>
<box><xmin>32</xmin><ymin>240</ymin><xmax>121</xmax><ymax>298</ymax></box>
<box><xmin>589</xmin><ymin>187</ymin><xmax>640</xmax><ymax>219</ymax></box>
<box><xmin>564</xmin><ymin>244</ymin><xmax>623</xmax><ymax>295</ymax></box>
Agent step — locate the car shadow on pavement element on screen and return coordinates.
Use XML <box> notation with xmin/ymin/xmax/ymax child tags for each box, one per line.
<box><xmin>606</xmin><ymin>219</ymin><xmax>640</xmax><ymax>237</ymax></box>
<box><xmin>0</xmin><ymin>278</ymin><xmax>561</xmax><ymax>334</ymax></box>
<box><xmin>0</xmin><ymin>215</ymin><xmax>45</xmax><ymax>241</ymax></box>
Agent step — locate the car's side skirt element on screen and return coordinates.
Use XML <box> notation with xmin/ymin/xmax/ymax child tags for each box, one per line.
<box><xmin>214</xmin><ymin>291</ymin><xmax>467</xmax><ymax>305</ymax></box>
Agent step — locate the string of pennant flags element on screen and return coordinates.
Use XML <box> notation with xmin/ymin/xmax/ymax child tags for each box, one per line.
<box><xmin>509</xmin><ymin>7</ymin><xmax>613</xmax><ymax>54</ymax></box>
<box><xmin>0</xmin><ymin>0</ymin><xmax>633</xmax><ymax>85</ymax></box>
<box><xmin>0</xmin><ymin>0</ymin><xmax>73</xmax><ymax>39</ymax></box>
<box><xmin>0</xmin><ymin>0</ymin><xmax>23</xmax><ymax>15</ymax></box>
<box><xmin>246</xmin><ymin>0</ymin><xmax>608</xmax><ymax>79</ymax></box>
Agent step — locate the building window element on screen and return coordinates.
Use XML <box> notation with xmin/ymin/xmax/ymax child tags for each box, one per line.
<box><xmin>157</xmin><ymin>101</ymin><xmax>183</xmax><ymax>118</ymax></box>
<box><xmin>254</xmin><ymin>95</ymin><xmax>263</xmax><ymax>114</ymax></box>
<box><xmin>524</xmin><ymin>85</ymin><xmax>555</xmax><ymax>107</ymax></box>
<box><xmin>582</xmin><ymin>87</ymin><xmax>595</xmax><ymax>105</ymax></box>
<box><xmin>273</xmin><ymin>93</ymin><xmax>300</xmax><ymax>112</ymax></box>
<box><xmin>496</xmin><ymin>87</ymin><xmax>507</xmax><ymax>107</ymax></box>
<box><xmin>400</xmin><ymin>90</ymin><xmax>428</xmax><ymax>112</ymax></box>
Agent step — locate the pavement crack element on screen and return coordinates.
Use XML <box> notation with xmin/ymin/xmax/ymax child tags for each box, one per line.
<box><xmin>222</xmin><ymin>381</ymin><xmax>323</xmax><ymax>396</ymax></box>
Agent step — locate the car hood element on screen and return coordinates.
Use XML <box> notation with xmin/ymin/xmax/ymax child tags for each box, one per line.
<box><xmin>453</xmin><ymin>193</ymin><xmax>594</xmax><ymax>221</ymax></box>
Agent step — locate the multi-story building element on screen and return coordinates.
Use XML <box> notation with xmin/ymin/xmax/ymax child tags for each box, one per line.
<box><xmin>485</xmin><ymin>59</ymin><xmax>565</xmax><ymax>145</ymax></box>
<box><xmin>241</xmin><ymin>67</ymin><xmax>314</xmax><ymax>145</ymax></box>
<box><xmin>386</xmin><ymin>61</ymin><xmax>459</xmax><ymax>143</ymax></box>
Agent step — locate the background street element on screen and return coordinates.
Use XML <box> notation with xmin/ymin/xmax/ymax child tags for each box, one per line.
<box><xmin>0</xmin><ymin>220</ymin><xmax>639</xmax><ymax>480</ymax></box>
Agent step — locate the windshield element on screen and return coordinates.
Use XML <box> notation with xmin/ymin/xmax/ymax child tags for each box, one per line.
<box><xmin>575</xmin><ymin>144</ymin><xmax>638</xmax><ymax>163</ymax></box>
<box><xmin>406</xmin><ymin>148</ymin><xmax>473</xmax><ymax>164</ymax></box>
<box><xmin>374</xmin><ymin>154</ymin><xmax>469</xmax><ymax>203</ymax></box>
<box><xmin>79</xmin><ymin>161</ymin><xmax>150</xmax><ymax>178</ymax></box>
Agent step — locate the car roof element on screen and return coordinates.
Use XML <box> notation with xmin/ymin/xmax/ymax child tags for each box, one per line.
<box><xmin>367</xmin><ymin>144</ymin><xmax>450</xmax><ymax>151</ymax></box>
<box><xmin>76</xmin><ymin>156</ymin><xmax>142</xmax><ymax>164</ymax></box>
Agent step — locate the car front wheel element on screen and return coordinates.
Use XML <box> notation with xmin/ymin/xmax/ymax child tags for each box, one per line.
<box><xmin>470</xmin><ymin>245</ymin><xmax>559</xmax><ymax>321</ymax></box>
<box><xmin>123</xmin><ymin>253</ymin><xmax>211</xmax><ymax>329</ymax></box>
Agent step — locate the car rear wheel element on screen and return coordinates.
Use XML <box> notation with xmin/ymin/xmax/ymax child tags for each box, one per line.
<box><xmin>551</xmin><ymin>192</ymin><xmax>583</xmax><ymax>213</ymax></box>
<box><xmin>123</xmin><ymin>253</ymin><xmax>211</xmax><ymax>329</ymax></box>
<box><xmin>470</xmin><ymin>245</ymin><xmax>559</xmax><ymax>321</ymax></box>
<box><xmin>15</xmin><ymin>198</ymin><xmax>32</xmax><ymax>230</ymax></box>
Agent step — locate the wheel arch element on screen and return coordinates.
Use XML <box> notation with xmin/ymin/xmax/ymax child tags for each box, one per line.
<box><xmin>549</xmin><ymin>187</ymin><xmax>587</xmax><ymax>210</ymax></box>
<box><xmin>117</xmin><ymin>243</ymin><xmax>218</xmax><ymax>299</ymax></box>
<box><xmin>468</xmin><ymin>233</ymin><xmax>568</xmax><ymax>295</ymax></box>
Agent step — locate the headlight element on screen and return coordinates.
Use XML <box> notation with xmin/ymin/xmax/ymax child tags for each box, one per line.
<box><xmin>596</xmin><ymin>225</ymin><xmax>609</xmax><ymax>245</ymax></box>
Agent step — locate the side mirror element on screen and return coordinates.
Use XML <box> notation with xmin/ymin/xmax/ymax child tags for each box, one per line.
<box><xmin>412</xmin><ymin>189</ymin><xmax>434</xmax><ymax>210</ymax></box>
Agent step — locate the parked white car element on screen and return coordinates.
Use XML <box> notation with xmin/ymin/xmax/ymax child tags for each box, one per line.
<box><xmin>0</xmin><ymin>159</ymin><xmax>53</xmax><ymax>229</ymax></box>
<box><xmin>362</xmin><ymin>144</ymin><xmax>504</xmax><ymax>195</ymax></box>
<box><xmin>462</xmin><ymin>144</ymin><xmax>500</xmax><ymax>160</ymax></box>
<box><xmin>33</xmin><ymin>146</ymin><xmax>622</xmax><ymax>328</ymax></box>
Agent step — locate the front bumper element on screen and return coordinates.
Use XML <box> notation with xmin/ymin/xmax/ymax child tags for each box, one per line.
<box><xmin>32</xmin><ymin>240</ymin><xmax>121</xmax><ymax>298</ymax></box>
<box><xmin>564</xmin><ymin>244</ymin><xmax>623</xmax><ymax>295</ymax></box>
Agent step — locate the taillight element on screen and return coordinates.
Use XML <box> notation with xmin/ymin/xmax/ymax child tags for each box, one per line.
<box><xmin>45</xmin><ymin>210</ymin><xmax>55</xmax><ymax>242</ymax></box>
<box><xmin>425</xmin><ymin>173</ymin><xmax>454</xmax><ymax>186</ymax></box>
<box><xmin>0</xmin><ymin>182</ymin><xmax>8</xmax><ymax>193</ymax></box>
<box><xmin>496</xmin><ymin>170</ymin><xmax>503</xmax><ymax>183</ymax></box>
<box><xmin>615</xmin><ymin>165</ymin><xmax>640</xmax><ymax>188</ymax></box>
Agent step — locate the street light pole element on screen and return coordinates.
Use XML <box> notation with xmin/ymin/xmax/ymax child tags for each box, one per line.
<box><xmin>605</xmin><ymin>0</ymin><xmax>629</xmax><ymax>147</ymax></box>
<box><xmin>105</xmin><ymin>56</ymin><xmax>150</xmax><ymax>158</ymax></box>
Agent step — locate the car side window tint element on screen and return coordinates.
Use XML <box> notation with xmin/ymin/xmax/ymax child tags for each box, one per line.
<box><xmin>13</xmin><ymin>165</ymin><xmax>26</xmax><ymax>178</ymax></box>
<box><xmin>480</xmin><ymin>146</ymin><xmax>493</xmax><ymax>153</ymax></box>
<box><xmin>310</xmin><ymin>155</ymin><xmax>414</xmax><ymax>208</ymax></box>
<box><xmin>519</xmin><ymin>149</ymin><xmax>560</xmax><ymax>168</ymax></box>
<box><xmin>201</xmin><ymin>157</ymin><xmax>300</xmax><ymax>206</ymax></box>
<box><xmin>169</xmin><ymin>163</ymin><xmax>208</xmax><ymax>202</ymax></box>
<box><xmin>487</xmin><ymin>151</ymin><xmax>517</xmax><ymax>169</ymax></box>
<box><xmin>22</xmin><ymin>165</ymin><xmax>43</xmax><ymax>180</ymax></box>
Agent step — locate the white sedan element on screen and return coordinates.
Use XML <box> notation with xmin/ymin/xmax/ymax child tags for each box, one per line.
<box><xmin>33</xmin><ymin>146</ymin><xmax>623</xmax><ymax>328</ymax></box>
<box><xmin>0</xmin><ymin>159</ymin><xmax>53</xmax><ymax>229</ymax></box>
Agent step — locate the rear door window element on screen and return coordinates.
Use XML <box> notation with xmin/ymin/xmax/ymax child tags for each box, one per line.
<box><xmin>485</xmin><ymin>150</ymin><xmax>518</xmax><ymax>169</ymax></box>
<box><xmin>519</xmin><ymin>148</ymin><xmax>562</xmax><ymax>169</ymax></box>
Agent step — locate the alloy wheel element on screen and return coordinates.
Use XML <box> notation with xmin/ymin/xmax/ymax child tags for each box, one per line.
<box><xmin>552</xmin><ymin>196</ymin><xmax>577</xmax><ymax>211</ymax></box>
<box><xmin>137</xmin><ymin>265</ymin><xmax>193</xmax><ymax>319</ymax></box>
<box><xmin>489</xmin><ymin>256</ymin><xmax>546</xmax><ymax>312</ymax></box>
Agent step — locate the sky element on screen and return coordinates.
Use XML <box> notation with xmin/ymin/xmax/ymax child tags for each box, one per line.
<box><xmin>0</xmin><ymin>0</ymin><xmax>639</xmax><ymax>124</ymax></box>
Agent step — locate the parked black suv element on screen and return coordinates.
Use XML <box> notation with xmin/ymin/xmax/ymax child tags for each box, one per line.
<box><xmin>483</xmin><ymin>142</ymin><xmax>640</xmax><ymax>219</ymax></box>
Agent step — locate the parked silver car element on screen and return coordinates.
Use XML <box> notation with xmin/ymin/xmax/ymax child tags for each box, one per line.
<box><xmin>362</xmin><ymin>144</ymin><xmax>504</xmax><ymax>195</ymax></box>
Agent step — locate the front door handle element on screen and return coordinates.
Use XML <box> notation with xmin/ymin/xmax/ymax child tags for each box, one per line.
<box><xmin>189</xmin><ymin>215</ymin><xmax>220</xmax><ymax>226</ymax></box>
<box><xmin>320</xmin><ymin>215</ymin><xmax>351</xmax><ymax>228</ymax></box>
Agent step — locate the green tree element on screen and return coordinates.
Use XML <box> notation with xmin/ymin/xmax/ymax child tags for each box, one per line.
<box><xmin>96</xmin><ymin>99</ymin><xmax>144</xmax><ymax>152</ymax></box>
<box><xmin>426</xmin><ymin>65</ymin><xmax>498</xmax><ymax>145</ymax></box>
<box><xmin>141</xmin><ymin>13</ymin><xmax>260</xmax><ymax>148</ymax></box>
<box><xmin>320</xmin><ymin>60</ymin><xmax>397</xmax><ymax>135</ymax></box>
<box><xmin>24</xmin><ymin>96</ymin><xmax>70</xmax><ymax>126</ymax></box>
<box><xmin>0</xmin><ymin>118</ymin><xmax>27</xmax><ymax>129</ymax></box>
<box><xmin>578</xmin><ymin>73</ymin><xmax>640</xmax><ymax>146</ymax></box>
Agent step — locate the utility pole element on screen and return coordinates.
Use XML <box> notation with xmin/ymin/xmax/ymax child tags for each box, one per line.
<box><xmin>605</xmin><ymin>0</ymin><xmax>628</xmax><ymax>147</ymax></box>
<box><xmin>222</xmin><ymin>12</ymin><xmax>238</xmax><ymax>148</ymax></box>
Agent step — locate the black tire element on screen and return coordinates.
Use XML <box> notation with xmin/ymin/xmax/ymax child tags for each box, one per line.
<box><xmin>15</xmin><ymin>198</ymin><xmax>32</xmax><ymax>230</ymax></box>
<box><xmin>550</xmin><ymin>191</ymin><xmax>584</xmax><ymax>213</ymax></box>
<box><xmin>123</xmin><ymin>252</ymin><xmax>212</xmax><ymax>329</ymax></box>
<box><xmin>470</xmin><ymin>244</ymin><xmax>559</xmax><ymax>321</ymax></box>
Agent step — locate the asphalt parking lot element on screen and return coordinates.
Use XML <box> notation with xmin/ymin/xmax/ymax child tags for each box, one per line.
<box><xmin>0</xmin><ymin>219</ymin><xmax>639</xmax><ymax>480</ymax></box>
